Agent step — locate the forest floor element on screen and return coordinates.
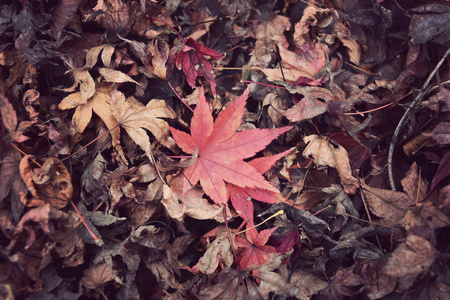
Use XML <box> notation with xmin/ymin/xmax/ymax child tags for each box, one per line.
<box><xmin>0</xmin><ymin>0</ymin><xmax>450</xmax><ymax>299</ymax></box>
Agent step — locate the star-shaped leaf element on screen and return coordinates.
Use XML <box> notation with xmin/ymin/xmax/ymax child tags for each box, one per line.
<box><xmin>235</xmin><ymin>227</ymin><xmax>278</xmax><ymax>271</ymax></box>
<box><xmin>170</xmin><ymin>86</ymin><xmax>291</xmax><ymax>205</ymax></box>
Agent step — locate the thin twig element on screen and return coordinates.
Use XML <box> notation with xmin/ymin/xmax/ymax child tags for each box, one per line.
<box><xmin>167</xmin><ymin>81</ymin><xmax>194</xmax><ymax>113</ymax></box>
<box><xmin>388</xmin><ymin>46</ymin><xmax>450</xmax><ymax>191</ymax></box>
<box><xmin>359</xmin><ymin>188</ymin><xmax>384</xmax><ymax>252</ymax></box>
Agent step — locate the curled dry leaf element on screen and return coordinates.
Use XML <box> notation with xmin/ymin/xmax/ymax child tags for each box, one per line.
<box><xmin>19</xmin><ymin>156</ymin><xmax>72</xmax><ymax>209</ymax></box>
<box><xmin>120</xmin><ymin>36</ymin><xmax>170</xmax><ymax>80</ymax></box>
<box><xmin>186</xmin><ymin>231</ymin><xmax>233</xmax><ymax>274</ymax></box>
<box><xmin>8</xmin><ymin>204</ymin><xmax>84</xmax><ymax>267</ymax></box>
<box><xmin>302</xmin><ymin>135</ymin><xmax>358</xmax><ymax>194</ymax></box>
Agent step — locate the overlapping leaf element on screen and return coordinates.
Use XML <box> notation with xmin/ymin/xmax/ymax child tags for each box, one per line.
<box><xmin>170</xmin><ymin>86</ymin><xmax>291</xmax><ymax>205</ymax></box>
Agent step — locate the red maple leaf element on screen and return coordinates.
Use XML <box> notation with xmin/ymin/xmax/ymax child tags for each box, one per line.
<box><xmin>169</xmin><ymin>86</ymin><xmax>292</xmax><ymax>205</ymax></box>
<box><xmin>229</xmin><ymin>149</ymin><xmax>292</xmax><ymax>226</ymax></box>
<box><xmin>235</xmin><ymin>227</ymin><xmax>278</xmax><ymax>271</ymax></box>
<box><xmin>174</xmin><ymin>37</ymin><xmax>224</xmax><ymax>96</ymax></box>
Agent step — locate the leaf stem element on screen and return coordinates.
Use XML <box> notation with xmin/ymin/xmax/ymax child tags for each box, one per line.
<box><xmin>61</xmin><ymin>123</ymin><xmax>120</xmax><ymax>162</ymax></box>
<box><xmin>235</xmin><ymin>210</ymin><xmax>284</xmax><ymax>235</ymax></box>
<box><xmin>71</xmin><ymin>201</ymin><xmax>101</xmax><ymax>244</ymax></box>
<box><xmin>167</xmin><ymin>81</ymin><xmax>195</xmax><ymax>113</ymax></box>
<box><xmin>241</xmin><ymin>80</ymin><xmax>286</xmax><ymax>89</ymax></box>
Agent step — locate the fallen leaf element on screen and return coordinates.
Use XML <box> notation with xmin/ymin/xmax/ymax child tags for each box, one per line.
<box><xmin>280</xmin><ymin>86</ymin><xmax>335</xmax><ymax>122</ymax></box>
<box><xmin>19</xmin><ymin>156</ymin><xmax>72</xmax><ymax>209</ymax></box>
<box><xmin>235</xmin><ymin>227</ymin><xmax>278</xmax><ymax>271</ymax></box>
<box><xmin>303</xmin><ymin>135</ymin><xmax>358</xmax><ymax>194</ymax></box>
<box><xmin>229</xmin><ymin>149</ymin><xmax>291</xmax><ymax>226</ymax></box>
<box><xmin>162</xmin><ymin>175</ymin><xmax>223</xmax><ymax>222</ymax></box>
<box><xmin>322</xmin><ymin>265</ymin><xmax>367</xmax><ymax>299</ymax></box>
<box><xmin>170</xmin><ymin>86</ymin><xmax>291</xmax><ymax>205</ymax></box>
<box><xmin>81</xmin><ymin>262</ymin><xmax>115</xmax><ymax>292</ymax></box>
<box><xmin>187</xmin><ymin>230</ymin><xmax>233</xmax><ymax>274</ymax></box>
<box><xmin>110</xmin><ymin>90</ymin><xmax>177</xmax><ymax>160</ymax></box>
<box><xmin>120</xmin><ymin>36</ymin><xmax>170</xmax><ymax>80</ymax></box>
<box><xmin>171</xmin><ymin>37</ymin><xmax>224</xmax><ymax>96</ymax></box>
<box><xmin>261</xmin><ymin>42</ymin><xmax>328</xmax><ymax>84</ymax></box>
<box><xmin>409</xmin><ymin>4</ymin><xmax>450</xmax><ymax>45</ymax></box>
<box><xmin>383</xmin><ymin>233</ymin><xmax>437</xmax><ymax>291</ymax></box>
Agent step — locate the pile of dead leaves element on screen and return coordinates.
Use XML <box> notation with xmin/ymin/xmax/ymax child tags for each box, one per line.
<box><xmin>1</xmin><ymin>0</ymin><xmax>449</xmax><ymax>299</ymax></box>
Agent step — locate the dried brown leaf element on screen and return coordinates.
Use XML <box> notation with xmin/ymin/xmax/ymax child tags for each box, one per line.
<box><xmin>303</xmin><ymin>135</ymin><xmax>358</xmax><ymax>194</ymax></box>
<box><xmin>81</xmin><ymin>262</ymin><xmax>114</xmax><ymax>291</ymax></box>
<box><xmin>383</xmin><ymin>234</ymin><xmax>437</xmax><ymax>291</ymax></box>
<box><xmin>110</xmin><ymin>90</ymin><xmax>176</xmax><ymax>157</ymax></box>
<box><xmin>19</xmin><ymin>156</ymin><xmax>72</xmax><ymax>209</ymax></box>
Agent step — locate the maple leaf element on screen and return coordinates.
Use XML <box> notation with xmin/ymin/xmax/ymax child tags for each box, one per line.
<box><xmin>169</xmin><ymin>86</ymin><xmax>292</xmax><ymax>205</ymax></box>
<box><xmin>260</xmin><ymin>42</ymin><xmax>328</xmax><ymax>84</ymax></box>
<box><xmin>171</xmin><ymin>37</ymin><xmax>224</xmax><ymax>96</ymax></box>
<box><xmin>110</xmin><ymin>90</ymin><xmax>177</xmax><ymax>159</ymax></box>
<box><xmin>229</xmin><ymin>149</ymin><xmax>292</xmax><ymax>226</ymax></box>
<box><xmin>235</xmin><ymin>227</ymin><xmax>278</xmax><ymax>271</ymax></box>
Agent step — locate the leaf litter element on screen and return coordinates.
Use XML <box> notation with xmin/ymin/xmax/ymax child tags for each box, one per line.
<box><xmin>0</xmin><ymin>0</ymin><xmax>449</xmax><ymax>299</ymax></box>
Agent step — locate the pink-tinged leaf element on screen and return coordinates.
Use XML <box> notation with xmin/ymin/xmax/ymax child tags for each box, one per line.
<box><xmin>228</xmin><ymin>150</ymin><xmax>290</xmax><ymax>223</ymax></box>
<box><xmin>282</xmin><ymin>96</ymin><xmax>327</xmax><ymax>122</ymax></box>
<box><xmin>246</xmin><ymin>188</ymin><xmax>285</xmax><ymax>204</ymax></box>
<box><xmin>186</xmin><ymin>37</ymin><xmax>224</xmax><ymax>60</ymax></box>
<box><xmin>170</xmin><ymin>127</ymin><xmax>196</xmax><ymax>154</ymax></box>
<box><xmin>206</xmin><ymin>127</ymin><xmax>292</xmax><ymax>159</ymax></box>
<box><xmin>190</xmin><ymin>87</ymin><xmax>214</xmax><ymax>152</ymax></box>
<box><xmin>229</xmin><ymin>185</ymin><xmax>255</xmax><ymax>226</ymax></box>
<box><xmin>235</xmin><ymin>227</ymin><xmax>278</xmax><ymax>270</ymax></box>
<box><xmin>249</xmin><ymin>149</ymin><xmax>292</xmax><ymax>174</ymax></box>
<box><xmin>204</xmin><ymin>86</ymin><xmax>250</xmax><ymax>150</ymax></box>
<box><xmin>170</xmin><ymin>88</ymin><xmax>292</xmax><ymax>205</ymax></box>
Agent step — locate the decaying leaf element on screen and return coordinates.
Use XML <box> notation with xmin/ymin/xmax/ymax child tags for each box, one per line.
<box><xmin>187</xmin><ymin>230</ymin><xmax>233</xmax><ymax>274</ymax></box>
<box><xmin>384</xmin><ymin>233</ymin><xmax>438</xmax><ymax>291</ymax></box>
<box><xmin>303</xmin><ymin>135</ymin><xmax>358</xmax><ymax>194</ymax></box>
<box><xmin>162</xmin><ymin>175</ymin><xmax>223</xmax><ymax>222</ymax></box>
<box><xmin>19</xmin><ymin>156</ymin><xmax>72</xmax><ymax>209</ymax></box>
<box><xmin>261</xmin><ymin>42</ymin><xmax>328</xmax><ymax>84</ymax></box>
<box><xmin>81</xmin><ymin>262</ymin><xmax>115</xmax><ymax>292</ymax></box>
